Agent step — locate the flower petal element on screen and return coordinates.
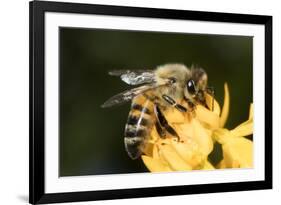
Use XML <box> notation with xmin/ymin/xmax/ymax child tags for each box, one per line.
<box><xmin>177</xmin><ymin>119</ymin><xmax>214</xmax><ymax>156</ymax></box>
<box><xmin>220</xmin><ymin>83</ymin><xmax>230</xmax><ymax>127</ymax></box>
<box><xmin>221</xmin><ymin>137</ymin><xmax>253</xmax><ymax>168</ymax></box>
<box><xmin>141</xmin><ymin>155</ymin><xmax>172</xmax><ymax>172</ymax></box>
<box><xmin>231</xmin><ymin>121</ymin><xmax>253</xmax><ymax>138</ymax></box>
<box><xmin>248</xmin><ymin>103</ymin><xmax>253</xmax><ymax>120</ymax></box>
<box><xmin>202</xmin><ymin>160</ymin><xmax>215</xmax><ymax>170</ymax></box>
<box><xmin>234</xmin><ymin>104</ymin><xmax>253</xmax><ymax>129</ymax></box>
<box><xmin>196</xmin><ymin>104</ymin><xmax>220</xmax><ymax>129</ymax></box>
<box><xmin>216</xmin><ymin>160</ymin><xmax>227</xmax><ymax>169</ymax></box>
<box><xmin>158</xmin><ymin>143</ymin><xmax>192</xmax><ymax>171</ymax></box>
<box><xmin>164</xmin><ymin>107</ymin><xmax>186</xmax><ymax>124</ymax></box>
<box><xmin>230</xmin><ymin>104</ymin><xmax>253</xmax><ymax>138</ymax></box>
<box><xmin>212</xmin><ymin>128</ymin><xmax>231</xmax><ymax>144</ymax></box>
<box><xmin>170</xmin><ymin>140</ymin><xmax>205</xmax><ymax>169</ymax></box>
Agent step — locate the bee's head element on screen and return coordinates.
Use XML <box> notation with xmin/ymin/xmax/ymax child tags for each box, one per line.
<box><xmin>155</xmin><ymin>64</ymin><xmax>190</xmax><ymax>99</ymax></box>
<box><xmin>184</xmin><ymin>66</ymin><xmax>208</xmax><ymax>100</ymax></box>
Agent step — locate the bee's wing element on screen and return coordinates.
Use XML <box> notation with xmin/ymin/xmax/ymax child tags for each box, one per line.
<box><xmin>109</xmin><ymin>70</ymin><xmax>155</xmax><ymax>85</ymax></box>
<box><xmin>101</xmin><ymin>84</ymin><xmax>164</xmax><ymax>108</ymax></box>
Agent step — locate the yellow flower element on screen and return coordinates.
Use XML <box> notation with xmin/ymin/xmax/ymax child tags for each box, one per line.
<box><xmin>214</xmin><ymin>104</ymin><xmax>253</xmax><ymax>169</ymax></box>
<box><xmin>141</xmin><ymin>83</ymin><xmax>253</xmax><ymax>172</ymax></box>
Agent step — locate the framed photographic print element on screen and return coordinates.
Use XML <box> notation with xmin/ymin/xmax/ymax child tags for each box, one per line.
<box><xmin>29</xmin><ymin>0</ymin><xmax>272</xmax><ymax>204</ymax></box>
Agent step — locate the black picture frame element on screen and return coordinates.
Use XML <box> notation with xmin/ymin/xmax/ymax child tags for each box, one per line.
<box><xmin>29</xmin><ymin>0</ymin><xmax>272</xmax><ymax>204</ymax></box>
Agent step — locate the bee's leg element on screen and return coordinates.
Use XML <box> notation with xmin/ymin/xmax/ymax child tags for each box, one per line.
<box><xmin>162</xmin><ymin>94</ymin><xmax>187</xmax><ymax>112</ymax></box>
<box><xmin>154</xmin><ymin>105</ymin><xmax>180</xmax><ymax>141</ymax></box>
<box><xmin>154</xmin><ymin>104</ymin><xmax>167</xmax><ymax>139</ymax></box>
<box><xmin>155</xmin><ymin>119</ymin><xmax>166</xmax><ymax>139</ymax></box>
<box><xmin>206</xmin><ymin>86</ymin><xmax>215</xmax><ymax>111</ymax></box>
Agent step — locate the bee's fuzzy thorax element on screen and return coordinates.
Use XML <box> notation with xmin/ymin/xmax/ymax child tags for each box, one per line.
<box><xmin>154</xmin><ymin>64</ymin><xmax>191</xmax><ymax>102</ymax></box>
<box><xmin>155</xmin><ymin>63</ymin><xmax>190</xmax><ymax>80</ymax></box>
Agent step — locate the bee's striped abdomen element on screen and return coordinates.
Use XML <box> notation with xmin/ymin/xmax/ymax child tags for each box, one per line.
<box><xmin>124</xmin><ymin>94</ymin><xmax>154</xmax><ymax>159</ymax></box>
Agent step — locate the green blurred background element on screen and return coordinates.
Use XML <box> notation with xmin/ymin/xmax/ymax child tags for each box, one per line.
<box><xmin>59</xmin><ymin>27</ymin><xmax>253</xmax><ymax>176</ymax></box>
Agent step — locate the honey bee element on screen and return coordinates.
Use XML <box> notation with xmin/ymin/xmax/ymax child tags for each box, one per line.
<box><xmin>101</xmin><ymin>64</ymin><xmax>213</xmax><ymax>159</ymax></box>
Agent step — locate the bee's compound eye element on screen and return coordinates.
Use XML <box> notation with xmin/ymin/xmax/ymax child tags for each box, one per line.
<box><xmin>187</xmin><ymin>79</ymin><xmax>196</xmax><ymax>95</ymax></box>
